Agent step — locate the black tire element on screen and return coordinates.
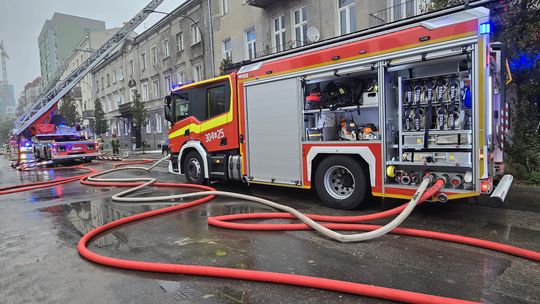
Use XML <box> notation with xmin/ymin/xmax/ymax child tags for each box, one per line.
<box><xmin>314</xmin><ymin>155</ymin><xmax>368</xmax><ymax>210</ymax></box>
<box><xmin>43</xmin><ymin>147</ymin><xmax>52</xmax><ymax>160</ymax></box>
<box><xmin>183</xmin><ymin>151</ymin><xmax>205</xmax><ymax>184</ymax></box>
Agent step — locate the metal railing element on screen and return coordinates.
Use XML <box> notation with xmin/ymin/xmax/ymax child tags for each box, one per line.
<box><xmin>369</xmin><ymin>0</ymin><xmax>475</xmax><ymax>28</ymax></box>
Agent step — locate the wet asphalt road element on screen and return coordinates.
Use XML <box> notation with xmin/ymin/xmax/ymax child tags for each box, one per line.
<box><xmin>0</xmin><ymin>156</ymin><xmax>539</xmax><ymax>304</ymax></box>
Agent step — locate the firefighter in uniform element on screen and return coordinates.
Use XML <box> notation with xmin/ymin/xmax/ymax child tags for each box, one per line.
<box><xmin>111</xmin><ymin>133</ymin><xmax>120</xmax><ymax>156</ymax></box>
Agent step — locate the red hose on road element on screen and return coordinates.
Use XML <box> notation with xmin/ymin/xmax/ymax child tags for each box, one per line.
<box><xmin>3</xmin><ymin>163</ymin><xmax>539</xmax><ymax>303</ymax></box>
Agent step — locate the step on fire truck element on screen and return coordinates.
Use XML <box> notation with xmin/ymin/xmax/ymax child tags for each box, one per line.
<box><xmin>165</xmin><ymin>5</ymin><xmax>512</xmax><ymax>209</ymax></box>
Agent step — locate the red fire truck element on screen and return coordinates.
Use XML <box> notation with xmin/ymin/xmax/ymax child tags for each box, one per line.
<box><xmin>164</xmin><ymin>6</ymin><xmax>512</xmax><ymax>209</ymax></box>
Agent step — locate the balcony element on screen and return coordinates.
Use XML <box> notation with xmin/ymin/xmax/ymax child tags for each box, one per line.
<box><xmin>246</xmin><ymin>0</ymin><xmax>285</xmax><ymax>9</ymax></box>
<box><xmin>119</xmin><ymin>102</ymin><xmax>132</xmax><ymax>116</ymax></box>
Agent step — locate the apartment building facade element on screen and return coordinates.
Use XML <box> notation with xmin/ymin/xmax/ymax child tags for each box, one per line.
<box><xmin>39</xmin><ymin>13</ymin><xmax>106</xmax><ymax>85</ymax></box>
<box><xmin>92</xmin><ymin>0</ymin><xmax>212</xmax><ymax>150</ymax></box>
<box><xmin>91</xmin><ymin>0</ymin><xmax>424</xmax><ymax>150</ymax></box>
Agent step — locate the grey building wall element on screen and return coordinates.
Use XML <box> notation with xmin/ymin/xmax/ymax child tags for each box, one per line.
<box><xmin>91</xmin><ymin>0</ymin><xmax>210</xmax><ymax>151</ymax></box>
<box><xmin>38</xmin><ymin>13</ymin><xmax>105</xmax><ymax>85</ymax></box>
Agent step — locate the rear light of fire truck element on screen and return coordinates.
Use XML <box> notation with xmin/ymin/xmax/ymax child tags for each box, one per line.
<box><xmin>480</xmin><ymin>177</ymin><xmax>493</xmax><ymax>194</ymax></box>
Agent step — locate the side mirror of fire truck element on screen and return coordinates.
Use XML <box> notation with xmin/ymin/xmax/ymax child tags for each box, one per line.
<box><xmin>164</xmin><ymin>96</ymin><xmax>173</xmax><ymax>123</ymax></box>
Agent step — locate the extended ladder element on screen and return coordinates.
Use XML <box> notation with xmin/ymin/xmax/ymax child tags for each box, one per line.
<box><xmin>13</xmin><ymin>0</ymin><xmax>164</xmax><ymax>136</ymax></box>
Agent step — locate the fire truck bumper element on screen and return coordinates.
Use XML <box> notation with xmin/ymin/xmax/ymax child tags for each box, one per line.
<box><xmin>490</xmin><ymin>174</ymin><xmax>513</xmax><ymax>205</ymax></box>
<box><xmin>52</xmin><ymin>153</ymin><xmax>101</xmax><ymax>160</ymax></box>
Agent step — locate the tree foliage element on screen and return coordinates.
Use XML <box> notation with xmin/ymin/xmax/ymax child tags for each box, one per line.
<box><xmin>0</xmin><ymin>118</ymin><xmax>14</xmax><ymax>144</ymax></box>
<box><xmin>130</xmin><ymin>89</ymin><xmax>147</xmax><ymax>148</ymax></box>
<box><xmin>92</xmin><ymin>99</ymin><xmax>108</xmax><ymax>136</ymax></box>
<box><xmin>58</xmin><ymin>97</ymin><xmax>80</xmax><ymax>126</ymax></box>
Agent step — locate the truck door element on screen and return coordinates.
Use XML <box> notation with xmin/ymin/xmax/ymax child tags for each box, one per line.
<box><xmin>244</xmin><ymin>77</ymin><xmax>303</xmax><ymax>185</ymax></box>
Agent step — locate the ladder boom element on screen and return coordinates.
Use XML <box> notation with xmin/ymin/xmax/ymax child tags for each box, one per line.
<box><xmin>13</xmin><ymin>0</ymin><xmax>164</xmax><ymax>136</ymax></box>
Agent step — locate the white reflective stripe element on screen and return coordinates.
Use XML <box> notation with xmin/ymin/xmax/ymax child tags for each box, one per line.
<box><xmin>306</xmin><ymin>146</ymin><xmax>376</xmax><ymax>186</ymax></box>
<box><xmin>178</xmin><ymin>141</ymin><xmax>209</xmax><ymax>178</ymax></box>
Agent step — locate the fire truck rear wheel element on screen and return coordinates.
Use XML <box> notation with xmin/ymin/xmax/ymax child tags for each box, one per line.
<box><xmin>183</xmin><ymin>151</ymin><xmax>205</xmax><ymax>185</ymax></box>
<box><xmin>314</xmin><ymin>155</ymin><xmax>367</xmax><ymax>210</ymax></box>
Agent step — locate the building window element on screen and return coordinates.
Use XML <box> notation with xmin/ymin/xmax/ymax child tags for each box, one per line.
<box><xmin>140</xmin><ymin>53</ymin><xmax>147</xmax><ymax>70</ymax></box>
<box><xmin>245</xmin><ymin>28</ymin><xmax>256</xmax><ymax>60</ymax></box>
<box><xmin>164</xmin><ymin>75</ymin><xmax>172</xmax><ymax>93</ymax></box>
<box><xmin>162</xmin><ymin>39</ymin><xmax>170</xmax><ymax>58</ymax></box>
<box><xmin>292</xmin><ymin>6</ymin><xmax>308</xmax><ymax>47</ymax></box>
<box><xmin>338</xmin><ymin>0</ymin><xmax>356</xmax><ymax>35</ymax></box>
<box><xmin>390</xmin><ymin>0</ymin><xmax>418</xmax><ymax>22</ymax></box>
<box><xmin>155</xmin><ymin>114</ymin><xmax>163</xmax><ymax>133</ymax></box>
<box><xmin>107</xmin><ymin>74</ymin><xmax>111</xmax><ymax>87</ymax></box>
<box><xmin>141</xmin><ymin>82</ymin><xmax>149</xmax><ymax>101</ymax></box>
<box><xmin>176</xmin><ymin>70</ymin><xmax>185</xmax><ymax>84</ymax></box>
<box><xmin>192</xmin><ymin>64</ymin><xmax>202</xmax><ymax>82</ymax></box>
<box><xmin>222</xmin><ymin>38</ymin><xmax>232</xmax><ymax>60</ymax></box>
<box><xmin>221</xmin><ymin>0</ymin><xmax>229</xmax><ymax>15</ymax></box>
<box><xmin>176</xmin><ymin>32</ymin><xmax>184</xmax><ymax>52</ymax></box>
<box><xmin>191</xmin><ymin>23</ymin><xmax>201</xmax><ymax>45</ymax></box>
<box><xmin>129</xmin><ymin>60</ymin><xmax>134</xmax><ymax>76</ymax></box>
<box><xmin>112</xmin><ymin>71</ymin><xmax>117</xmax><ymax>84</ymax></box>
<box><xmin>129</xmin><ymin>88</ymin><xmax>137</xmax><ymax>102</ymax></box>
<box><xmin>117</xmin><ymin>121</ymin><xmax>121</xmax><ymax>136</ymax></box>
<box><xmin>124</xmin><ymin>120</ymin><xmax>129</xmax><ymax>135</ymax></box>
<box><xmin>118</xmin><ymin>68</ymin><xmax>124</xmax><ymax>81</ymax></box>
<box><xmin>95</xmin><ymin>79</ymin><xmax>99</xmax><ymax>92</ymax></box>
<box><xmin>146</xmin><ymin>117</ymin><xmax>152</xmax><ymax>134</ymax></box>
<box><xmin>153</xmin><ymin>80</ymin><xmax>159</xmax><ymax>99</ymax></box>
<box><xmin>151</xmin><ymin>46</ymin><xmax>158</xmax><ymax>64</ymax></box>
<box><xmin>272</xmin><ymin>15</ymin><xmax>286</xmax><ymax>52</ymax></box>
<box><xmin>101</xmin><ymin>77</ymin><xmax>104</xmax><ymax>90</ymax></box>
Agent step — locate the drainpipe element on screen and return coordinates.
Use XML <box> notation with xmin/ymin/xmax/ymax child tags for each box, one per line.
<box><xmin>207</xmin><ymin>0</ymin><xmax>216</xmax><ymax>77</ymax></box>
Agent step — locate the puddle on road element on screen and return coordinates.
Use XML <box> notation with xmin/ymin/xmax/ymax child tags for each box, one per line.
<box><xmin>481</xmin><ymin>222</ymin><xmax>540</xmax><ymax>244</ymax></box>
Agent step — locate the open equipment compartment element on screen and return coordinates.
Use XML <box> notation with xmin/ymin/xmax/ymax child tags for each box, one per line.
<box><xmin>384</xmin><ymin>48</ymin><xmax>475</xmax><ymax>190</ymax></box>
<box><xmin>302</xmin><ymin>65</ymin><xmax>380</xmax><ymax>142</ymax></box>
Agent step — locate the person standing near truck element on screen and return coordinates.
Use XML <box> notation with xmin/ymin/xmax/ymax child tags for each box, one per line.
<box><xmin>111</xmin><ymin>133</ymin><xmax>120</xmax><ymax>156</ymax></box>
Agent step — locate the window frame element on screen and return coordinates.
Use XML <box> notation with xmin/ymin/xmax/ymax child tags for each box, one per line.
<box><xmin>338</xmin><ymin>0</ymin><xmax>356</xmax><ymax>35</ymax></box>
<box><xmin>245</xmin><ymin>28</ymin><xmax>257</xmax><ymax>60</ymax></box>
<box><xmin>222</xmin><ymin>38</ymin><xmax>232</xmax><ymax>60</ymax></box>
<box><xmin>272</xmin><ymin>15</ymin><xmax>286</xmax><ymax>52</ymax></box>
<box><xmin>140</xmin><ymin>53</ymin><xmax>147</xmax><ymax>70</ymax></box>
<box><xmin>151</xmin><ymin>45</ymin><xmax>158</xmax><ymax>64</ymax></box>
<box><xmin>291</xmin><ymin>6</ymin><xmax>308</xmax><ymax>47</ymax></box>
<box><xmin>191</xmin><ymin>23</ymin><xmax>201</xmax><ymax>45</ymax></box>
<box><xmin>141</xmin><ymin>82</ymin><xmax>149</xmax><ymax>101</ymax></box>
<box><xmin>221</xmin><ymin>0</ymin><xmax>229</xmax><ymax>15</ymax></box>
<box><xmin>176</xmin><ymin>32</ymin><xmax>184</xmax><ymax>52</ymax></box>
<box><xmin>162</xmin><ymin>39</ymin><xmax>170</xmax><ymax>58</ymax></box>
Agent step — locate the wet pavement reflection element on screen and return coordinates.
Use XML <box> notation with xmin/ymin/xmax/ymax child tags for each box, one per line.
<box><xmin>1</xmin><ymin>157</ymin><xmax>539</xmax><ymax>303</ymax></box>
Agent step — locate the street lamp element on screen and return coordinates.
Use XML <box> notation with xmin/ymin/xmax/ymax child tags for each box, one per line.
<box><xmin>143</xmin><ymin>9</ymin><xmax>206</xmax><ymax>80</ymax></box>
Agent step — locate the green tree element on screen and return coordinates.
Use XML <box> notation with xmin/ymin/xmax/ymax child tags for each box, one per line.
<box><xmin>0</xmin><ymin>118</ymin><xmax>14</xmax><ymax>144</ymax></box>
<box><xmin>58</xmin><ymin>97</ymin><xmax>81</xmax><ymax>126</ymax></box>
<box><xmin>130</xmin><ymin>89</ymin><xmax>147</xmax><ymax>148</ymax></box>
<box><xmin>219</xmin><ymin>56</ymin><xmax>233</xmax><ymax>76</ymax></box>
<box><xmin>92</xmin><ymin>99</ymin><xmax>108</xmax><ymax>136</ymax></box>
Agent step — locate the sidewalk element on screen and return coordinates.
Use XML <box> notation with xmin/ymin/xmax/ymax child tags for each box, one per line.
<box><xmin>100</xmin><ymin>149</ymin><xmax>165</xmax><ymax>159</ymax></box>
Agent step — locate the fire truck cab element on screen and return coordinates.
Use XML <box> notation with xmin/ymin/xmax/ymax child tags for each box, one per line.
<box><xmin>165</xmin><ymin>7</ymin><xmax>511</xmax><ymax>209</ymax></box>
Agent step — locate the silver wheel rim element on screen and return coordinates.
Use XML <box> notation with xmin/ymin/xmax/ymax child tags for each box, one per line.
<box><xmin>187</xmin><ymin>157</ymin><xmax>201</xmax><ymax>180</ymax></box>
<box><xmin>323</xmin><ymin>165</ymin><xmax>355</xmax><ymax>200</ymax></box>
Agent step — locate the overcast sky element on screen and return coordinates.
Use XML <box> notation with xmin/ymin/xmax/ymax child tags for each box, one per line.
<box><xmin>0</xmin><ymin>0</ymin><xmax>185</xmax><ymax>97</ymax></box>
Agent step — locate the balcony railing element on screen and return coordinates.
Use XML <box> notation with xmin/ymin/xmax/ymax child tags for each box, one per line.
<box><xmin>369</xmin><ymin>0</ymin><xmax>475</xmax><ymax>28</ymax></box>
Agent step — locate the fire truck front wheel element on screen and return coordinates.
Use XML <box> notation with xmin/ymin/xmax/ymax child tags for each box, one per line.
<box><xmin>314</xmin><ymin>156</ymin><xmax>367</xmax><ymax>210</ymax></box>
<box><xmin>183</xmin><ymin>151</ymin><xmax>206</xmax><ymax>185</ymax></box>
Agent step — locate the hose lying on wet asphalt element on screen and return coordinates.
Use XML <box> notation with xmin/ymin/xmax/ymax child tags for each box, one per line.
<box><xmin>3</xmin><ymin>156</ymin><xmax>540</xmax><ymax>303</ymax></box>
